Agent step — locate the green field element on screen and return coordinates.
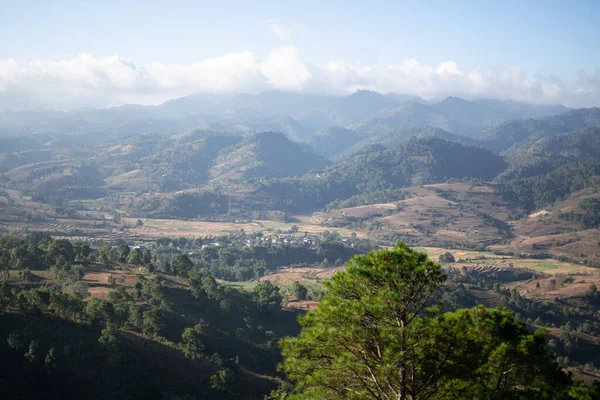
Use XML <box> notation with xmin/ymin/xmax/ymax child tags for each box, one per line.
<box><xmin>512</xmin><ymin>259</ymin><xmax>586</xmax><ymax>275</ymax></box>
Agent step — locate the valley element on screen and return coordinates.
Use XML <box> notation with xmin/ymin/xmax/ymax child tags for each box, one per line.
<box><xmin>2</xmin><ymin>91</ymin><xmax>600</xmax><ymax>398</ymax></box>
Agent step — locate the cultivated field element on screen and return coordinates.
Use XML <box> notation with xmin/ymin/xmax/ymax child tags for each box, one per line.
<box><xmin>1</xmin><ymin>179</ymin><xmax>599</xmax><ymax>267</ymax></box>
<box><xmin>314</xmin><ymin>182</ymin><xmax>518</xmax><ymax>247</ymax></box>
<box><xmin>418</xmin><ymin>246</ymin><xmax>593</xmax><ymax>276</ymax></box>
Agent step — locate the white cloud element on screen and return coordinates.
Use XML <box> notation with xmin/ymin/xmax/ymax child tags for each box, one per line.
<box><xmin>0</xmin><ymin>49</ymin><xmax>598</xmax><ymax>110</ymax></box>
<box><xmin>267</xmin><ymin>19</ymin><xmax>292</xmax><ymax>41</ymax></box>
<box><xmin>260</xmin><ymin>46</ymin><xmax>311</xmax><ymax>89</ymax></box>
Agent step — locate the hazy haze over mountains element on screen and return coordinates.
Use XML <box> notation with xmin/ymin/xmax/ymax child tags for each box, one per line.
<box><xmin>2</xmin><ymin>2</ymin><xmax>600</xmax><ymax>111</ymax></box>
<box><xmin>0</xmin><ymin>90</ymin><xmax>574</xmax><ymax>140</ymax></box>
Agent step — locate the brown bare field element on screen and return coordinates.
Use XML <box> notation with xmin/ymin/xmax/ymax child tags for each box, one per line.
<box><xmin>503</xmin><ymin>228</ymin><xmax>600</xmax><ymax>265</ymax></box>
<box><xmin>85</xmin><ymin>266</ymin><xmax>141</xmax><ymax>299</ymax></box>
<box><xmin>418</xmin><ymin>247</ymin><xmax>501</xmax><ymax>260</ymax></box>
<box><xmin>285</xmin><ymin>300</ymin><xmax>319</xmax><ymax>311</ymax></box>
<box><xmin>124</xmin><ymin>216</ymin><xmax>364</xmax><ymax>239</ymax></box>
<box><xmin>506</xmin><ymin>273</ymin><xmax>600</xmax><ymax>298</ymax></box>
<box><xmin>1</xmin><ymin>178</ymin><xmax>598</xmax><ymax>264</ymax></box>
<box><xmin>315</xmin><ymin>203</ymin><xmax>397</xmax><ymax>220</ymax></box>
<box><xmin>0</xmin><ymin>218</ymin><xmax>136</xmax><ymax>242</ymax></box>
<box><xmin>436</xmin><ymin>229</ymin><xmax>469</xmax><ymax>238</ymax></box>
<box><xmin>290</xmin><ymin>216</ymin><xmax>366</xmax><ymax>237</ymax></box>
<box><xmin>315</xmin><ymin>183</ymin><xmax>519</xmax><ymax>247</ymax></box>
<box><xmin>127</xmin><ymin>217</ymin><xmax>266</xmax><ymax>237</ymax></box>
<box><xmin>505</xmin><ymin>191</ymin><xmax>600</xmax><ymax>264</ymax></box>
<box><xmin>0</xmin><ymin>200</ymin><xmax>364</xmax><ymax>243</ymax></box>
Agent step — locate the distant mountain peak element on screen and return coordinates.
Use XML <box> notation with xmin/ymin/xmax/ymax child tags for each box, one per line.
<box><xmin>437</xmin><ymin>96</ymin><xmax>469</xmax><ymax>104</ymax></box>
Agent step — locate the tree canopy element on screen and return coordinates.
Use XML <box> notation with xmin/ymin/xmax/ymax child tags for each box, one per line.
<box><xmin>280</xmin><ymin>243</ymin><xmax>588</xmax><ymax>400</ymax></box>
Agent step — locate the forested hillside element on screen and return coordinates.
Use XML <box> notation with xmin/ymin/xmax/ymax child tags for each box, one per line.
<box><xmin>0</xmin><ymin>232</ymin><xmax>302</xmax><ymax>399</ymax></box>
<box><xmin>254</xmin><ymin>137</ymin><xmax>506</xmax><ymax>212</ymax></box>
<box><xmin>500</xmin><ymin>127</ymin><xmax>600</xmax><ymax>179</ymax></box>
<box><xmin>480</xmin><ymin>108</ymin><xmax>600</xmax><ymax>153</ymax></box>
<box><xmin>209</xmin><ymin>132</ymin><xmax>328</xmax><ymax>183</ymax></box>
<box><xmin>3</xmin><ymin>234</ymin><xmax>600</xmax><ymax>399</ymax></box>
<box><xmin>497</xmin><ymin>161</ymin><xmax>600</xmax><ymax>212</ymax></box>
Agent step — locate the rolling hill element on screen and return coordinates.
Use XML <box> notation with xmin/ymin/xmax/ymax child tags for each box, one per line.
<box><xmin>499</xmin><ymin>127</ymin><xmax>600</xmax><ymax>180</ymax></box>
<box><xmin>335</xmin><ymin>126</ymin><xmax>478</xmax><ymax>160</ymax></box>
<box><xmin>254</xmin><ymin>137</ymin><xmax>508</xmax><ymax>212</ymax></box>
<box><xmin>480</xmin><ymin>108</ymin><xmax>600</xmax><ymax>153</ymax></box>
<box><xmin>209</xmin><ymin>131</ymin><xmax>329</xmax><ymax>183</ymax></box>
<box><xmin>350</xmin><ymin>101</ymin><xmax>479</xmax><ymax>136</ymax></box>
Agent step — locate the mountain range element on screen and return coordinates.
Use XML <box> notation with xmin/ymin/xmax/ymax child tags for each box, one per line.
<box><xmin>0</xmin><ymin>90</ymin><xmax>571</xmax><ymax>149</ymax></box>
<box><xmin>3</xmin><ymin>91</ymin><xmax>600</xmax><ymax>221</ymax></box>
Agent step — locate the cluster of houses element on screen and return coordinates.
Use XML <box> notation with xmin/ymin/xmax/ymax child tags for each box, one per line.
<box><xmin>243</xmin><ymin>234</ymin><xmax>318</xmax><ymax>247</ymax></box>
<box><xmin>143</xmin><ymin>231</ymin><xmax>357</xmax><ymax>253</ymax></box>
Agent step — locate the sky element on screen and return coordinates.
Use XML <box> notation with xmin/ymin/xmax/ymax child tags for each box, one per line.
<box><xmin>0</xmin><ymin>0</ymin><xmax>599</xmax><ymax>110</ymax></box>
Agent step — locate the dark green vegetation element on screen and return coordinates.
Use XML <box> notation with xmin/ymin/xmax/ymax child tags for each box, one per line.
<box><xmin>559</xmin><ymin>198</ymin><xmax>600</xmax><ymax>229</ymax></box>
<box><xmin>208</xmin><ymin>131</ymin><xmax>329</xmax><ymax>183</ymax></box>
<box><xmin>0</xmin><ymin>232</ymin><xmax>304</xmax><ymax>399</ymax></box>
<box><xmin>497</xmin><ymin>161</ymin><xmax>600</xmax><ymax>213</ymax></box>
<box><xmin>3</xmin><ymin>233</ymin><xmax>600</xmax><ymax>398</ymax></box>
<box><xmin>150</xmin><ymin>231</ymin><xmax>375</xmax><ymax>281</ymax></box>
<box><xmin>0</xmin><ymin>229</ymin><xmax>373</xmax><ymax>283</ymax></box>
<box><xmin>503</xmin><ymin>127</ymin><xmax>600</xmax><ymax>177</ymax></box>
<box><xmin>496</xmin><ymin>126</ymin><xmax>600</xmax><ymax>212</ymax></box>
<box><xmin>279</xmin><ymin>244</ymin><xmax>599</xmax><ymax>399</ymax></box>
<box><xmin>479</xmin><ymin>108</ymin><xmax>600</xmax><ymax>154</ymax></box>
<box><xmin>254</xmin><ymin>137</ymin><xmax>506</xmax><ymax>213</ymax></box>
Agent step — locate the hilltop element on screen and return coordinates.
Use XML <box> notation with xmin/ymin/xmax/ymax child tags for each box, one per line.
<box><xmin>209</xmin><ymin>132</ymin><xmax>328</xmax><ymax>183</ymax></box>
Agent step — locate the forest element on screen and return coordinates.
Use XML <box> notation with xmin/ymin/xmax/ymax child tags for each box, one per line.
<box><xmin>2</xmin><ymin>237</ymin><xmax>600</xmax><ymax>399</ymax></box>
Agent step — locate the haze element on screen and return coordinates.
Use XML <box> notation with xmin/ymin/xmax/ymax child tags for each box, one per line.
<box><xmin>1</xmin><ymin>0</ymin><xmax>599</xmax><ymax>110</ymax></box>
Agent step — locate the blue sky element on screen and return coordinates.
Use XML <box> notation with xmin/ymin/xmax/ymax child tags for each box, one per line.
<box><xmin>1</xmin><ymin>0</ymin><xmax>599</xmax><ymax>109</ymax></box>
